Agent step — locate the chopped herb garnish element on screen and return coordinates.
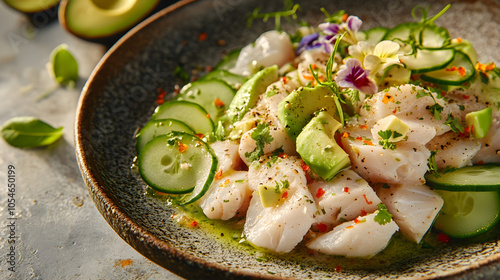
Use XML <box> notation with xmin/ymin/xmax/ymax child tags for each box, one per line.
<box><xmin>444</xmin><ymin>114</ymin><xmax>464</xmax><ymax>133</ymax></box>
<box><xmin>245</xmin><ymin>122</ymin><xmax>274</xmax><ymax>162</ymax></box>
<box><xmin>378</xmin><ymin>130</ymin><xmax>402</xmax><ymax>150</ymax></box>
<box><xmin>374</xmin><ymin>203</ymin><xmax>393</xmax><ymax>225</ymax></box>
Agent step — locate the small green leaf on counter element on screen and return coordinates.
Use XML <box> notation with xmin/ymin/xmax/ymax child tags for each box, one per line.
<box><xmin>49</xmin><ymin>44</ymin><xmax>79</xmax><ymax>88</ymax></box>
<box><xmin>1</xmin><ymin>116</ymin><xmax>63</xmax><ymax>148</ymax></box>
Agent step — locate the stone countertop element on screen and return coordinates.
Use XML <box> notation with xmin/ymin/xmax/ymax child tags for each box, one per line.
<box><xmin>0</xmin><ymin>3</ymin><xmax>183</xmax><ymax>280</ymax></box>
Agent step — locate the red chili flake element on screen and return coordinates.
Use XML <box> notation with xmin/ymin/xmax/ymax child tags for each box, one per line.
<box><xmin>156</xmin><ymin>88</ymin><xmax>167</xmax><ymax>105</ymax></box>
<box><xmin>346</xmin><ymin>225</ymin><xmax>354</xmax><ymax>229</ymax></box>
<box><xmin>178</xmin><ymin>142</ymin><xmax>188</xmax><ymax>153</ymax></box>
<box><xmin>363</xmin><ymin>194</ymin><xmax>373</xmax><ymax>205</ymax></box>
<box><xmin>336</xmin><ymin>266</ymin><xmax>343</xmax><ymax>272</ymax></box>
<box><xmin>363</xmin><ymin>140</ymin><xmax>375</xmax><ymax>146</ymax></box>
<box><xmin>459</xmin><ymin>126</ymin><xmax>472</xmax><ymax>138</ymax></box>
<box><xmin>281</xmin><ymin>191</ymin><xmax>288</xmax><ymax>199</ymax></box>
<box><xmin>206</xmin><ymin>114</ymin><xmax>211</xmax><ymax>119</ymax></box>
<box><xmin>311</xmin><ymin>63</ymin><xmax>318</xmax><ymax>70</ymax></box>
<box><xmin>190</xmin><ymin>220</ymin><xmax>198</xmax><ymax>227</ymax></box>
<box><xmin>194</xmin><ymin>133</ymin><xmax>204</xmax><ymax>139</ymax></box>
<box><xmin>300</xmin><ymin>160</ymin><xmax>310</xmax><ymax>172</ymax></box>
<box><xmin>342</xmin><ymin>13</ymin><xmax>348</xmax><ymax>22</ymax></box>
<box><xmin>215</xmin><ymin>169</ymin><xmax>223</xmax><ymax>180</ymax></box>
<box><xmin>342</xmin><ymin>132</ymin><xmax>350</xmax><ymax>138</ymax></box>
<box><xmin>355</xmin><ymin>136</ymin><xmax>363</xmax><ymax>141</ymax></box>
<box><xmin>392</xmin><ymin>108</ymin><xmax>398</xmax><ymax>114</ymax></box>
<box><xmin>343</xmin><ymin>187</ymin><xmax>349</xmax><ymax>193</ymax></box>
<box><xmin>360</xmin><ymin>125</ymin><xmax>368</xmax><ymax>130</ymax></box>
<box><xmin>217</xmin><ymin>39</ymin><xmax>226</xmax><ymax>46</ymax></box>
<box><xmin>457</xmin><ymin>67</ymin><xmax>466</xmax><ymax>76</ymax></box>
<box><xmin>316</xmin><ymin>188</ymin><xmax>325</xmax><ymax>198</ymax></box>
<box><xmin>214</xmin><ymin>98</ymin><xmax>225</xmax><ymax>107</ymax></box>
<box><xmin>317</xmin><ymin>222</ymin><xmax>328</xmax><ymax>232</ymax></box>
<box><xmin>462</xmin><ymin>94</ymin><xmax>471</xmax><ymax>100</ymax></box>
<box><xmin>477</xmin><ymin>160</ymin><xmax>485</xmax><ymax>165</ymax></box>
<box><xmin>438</xmin><ymin>232</ymin><xmax>450</xmax><ymax>243</ymax></box>
<box><xmin>198</xmin><ymin>32</ymin><xmax>208</xmax><ymax>41</ymax></box>
<box><xmin>279</xmin><ymin>152</ymin><xmax>288</xmax><ymax>159</ymax></box>
<box><xmin>360</xmin><ymin>209</ymin><xmax>367</xmax><ymax>216</ymax></box>
<box><xmin>281</xmin><ymin>76</ymin><xmax>288</xmax><ymax>84</ymax></box>
<box><xmin>354</xmin><ymin>217</ymin><xmax>362</xmax><ymax>224</ymax></box>
<box><xmin>476</xmin><ymin>62</ymin><xmax>496</xmax><ymax>72</ymax></box>
<box><xmin>224</xmin><ymin>179</ymin><xmax>231</xmax><ymax>186</ymax></box>
<box><xmin>456</xmin><ymin>37</ymin><xmax>462</xmax><ymax>43</ymax></box>
<box><xmin>382</xmin><ymin>94</ymin><xmax>395</xmax><ymax>104</ymax></box>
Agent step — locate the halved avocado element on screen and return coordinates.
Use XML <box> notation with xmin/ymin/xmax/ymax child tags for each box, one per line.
<box><xmin>59</xmin><ymin>0</ymin><xmax>169</xmax><ymax>45</ymax></box>
<box><xmin>2</xmin><ymin>0</ymin><xmax>60</xmax><ymax>27</ymax></box>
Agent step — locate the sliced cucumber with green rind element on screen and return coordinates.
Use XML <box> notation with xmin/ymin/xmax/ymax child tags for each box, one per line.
<box><xmin>400</xmin><ymin>48</ymin><xmax>455</xmax><ymax>74</ymax></box>
<box><xmin>138</xmin><ymin>132</ymin><xmax>217</xmax><ymax>202</ymax></box>
<box><xmin>136</xmin><ymin>119</ymin><xmax>194</xmax><ymax>152</ymax></box>
<box><xmin>434</xmin><ymin>190</ymin><xmax>500</xmax><ymax>238</ymax></box>
<box><xmin>200</xmin><ymin>69</ymin><xmax>247</xmax><ymax>90</ymax></box>
<box><xmin>418</xmin><ymin>25</ymin><xmax>450</xmax><ymax>49</ymax></box>
<box><xmin>178</xmin><ymin>79</ymin><xmax>235</xmax><ymax>123</ymax></box>
<box><xmin>214</xmin><ymin>49</ymin><xmax>241</xmax><ymax>71</ymax></box>
<box><xmin>382</xmin><ymin>22</ymin><xmax>420</xmax><ymax>42</ymax></box>
<box><xmin>421</xmin><ymin>51</ymin><xmax>476</xmax><ymax>85</ymax></box>
<box><xmin>362</xmin><ymin>26</ymin><xmax>388</xmax><ymax>44</ymax></box>
<box><xmin>151</xmin><ymin>100</ymin><xmax>214</xmax><ymax>134</ymax></box>
<box><xmin>425</xmin><ymin>165</ymin><xmax>500</xmax><ymax>191</ymax></box>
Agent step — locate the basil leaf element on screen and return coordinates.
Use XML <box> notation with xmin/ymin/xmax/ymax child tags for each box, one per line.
<box><xmin>1</xmin><ymin>117</ymin><xmax>63</xmax><ymax>148</ymax></box>
<box><xmin>49</xmin><ymin>44</ymin><xmax>79</xmax><ymax>87</ymax></box>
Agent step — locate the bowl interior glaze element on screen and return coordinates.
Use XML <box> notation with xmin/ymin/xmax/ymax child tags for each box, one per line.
<box><xmin>75</xmin><ymin>0</ymin><xmax>500</xmax><ymax>279</ymax></box>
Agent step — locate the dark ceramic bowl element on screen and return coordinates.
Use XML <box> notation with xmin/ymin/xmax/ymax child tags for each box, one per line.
<box><xmin>75</xmin><ymin>0</ymin><xmax>500</xmax><ymax>279</ymax></box>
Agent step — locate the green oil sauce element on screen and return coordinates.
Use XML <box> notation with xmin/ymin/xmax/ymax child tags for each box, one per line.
<box><xmin>147</xmin><ymin>189</ymin><xmax>499</xmax><ymax>273</ymax></box>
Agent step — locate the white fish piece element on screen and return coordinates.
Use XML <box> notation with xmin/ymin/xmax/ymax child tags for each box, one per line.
<box><xmin>247</xmin><ymin>156</ymin><xmax>306</xmax><ymax>192</ymax></box>
<box><xmin>376</xmin><ymin>183</ymin><xmax>443</xmax><ymax>243</ymax></box>
<box><xmin>199</xmin><ymin>171</ymin><xmax>251</xmax><ymax>220</ymax></box>
<box><xmin>238</xmin><ymin>90</ymin><xmax>297</xmax><ymax>166</ymax></box>
<box><xmin>209</xmin><ymin>140</ymin><xmax>243</xmax><ymax>173</ymax></box>
<box><xmin>230</xmin><ymin>30</ymin><xmax>295</xmax><ymax>76</ymax></box>
<box><xmin>295</xmin><ymin>48</ymin><xmax>332</xmax><ymax>85</ymax></box>
<box><xmin>243</xmin><ymin>156</ymin><xmax>316</xmax><ymax>253</ymax></box>
<box><xmin>341</xmin><ymin>129</ymin><xmax>430</xmax><ymax>185</ymax></box>
<box><xmin>306</xmin><ymin>211</ymin><xmax>399</xmax><ymax>257</ymax></box>
<box><xmin>473</xmin><ymin>113</ymin><xmax>500</xmax><ymax>164</ymax></box>
<box><xmin>399</xmin><ymin>118</ymin><xmax>437</xmax><ymax>145</ymax></box>
<box><xmin>360</xmin><ymin>84</ymin><xmax>451</xmax><ymax>136</ymax></box>
<box><xmin>309</xmin><ymin>170</ymin><xmax>381</xmax><ymax>227</ymax></box>
<box><xmin>426</xmin><ymin>132</ymin><xmax>481</xmax><ymax>169</ymax></box>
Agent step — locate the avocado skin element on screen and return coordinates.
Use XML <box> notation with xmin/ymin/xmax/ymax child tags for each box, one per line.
<box><xmin>2</xmin><ymin>0</ymin><xmax>60</xmax><ymax>27</ymax></box>
<box><xmin>58</xmin><ymin>0</ymin><xmax>177</xmax><ymax>47</ymax></box>
<box><xmin>278</xmin><ymin>85</ymin><xmax>338</xmax><ymax>141</ymax></box>
<box><xmin>296</xmin><ymin>111</ymin><xmax>350</xmax><ymax>181</ymax></box>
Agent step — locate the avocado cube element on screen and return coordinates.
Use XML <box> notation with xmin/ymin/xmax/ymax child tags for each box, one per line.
<box><xmin>372</xmin><ymin>115</ymin><xmax>409</xmax><ymax>142</ymax></box>
<box><xmin>296</xmin><ymin>111</ymin><xmax>351</xmax><ymax>181</ymax></box>
<box><xmin>465</xmin><ymin>107</ymin><xmax>492</xmax><ymax>139</ymax></box>
<box><xmin>258</xmin><ymin>185</ymin><xmax>282</xmax><ymax>208</ymax></box>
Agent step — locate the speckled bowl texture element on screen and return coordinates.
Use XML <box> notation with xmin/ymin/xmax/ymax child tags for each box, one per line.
<box><xmin>75</xmin><ymin>0</ymin><xmax>500</xmax><ymax>279</ymax></box>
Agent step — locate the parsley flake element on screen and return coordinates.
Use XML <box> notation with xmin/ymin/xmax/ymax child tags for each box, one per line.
<box><xmin>244</xmin><ymin>123</ymin><xmax>274</xmax><ymax>161</ymax></box>
<box><xmin>374</xmin><ymin>203</ymin><xmax>393</xmax><ymax>225</ymax></box>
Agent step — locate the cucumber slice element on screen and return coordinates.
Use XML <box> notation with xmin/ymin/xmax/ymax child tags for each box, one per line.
<box><xmin>421</xmin><ymin>51</ymin><xmax>476</xmax><ymax>85</ymax></box>
<box><xmin>383</xmin><ymin>22</ymin><xmax>420</xmax><ymax>42</ymax></box>
<box><xmin>434</xmin><ymin>190</ymin><xmax>500</xmax><ymax>238</ymax></box>
<box><xmin>425</xmin><ymin>165</ymin><xmax>500</xmax><ymax>191</ymax></box>
<box><xmin>138</xmin><ymin>132</ymin><xmax>217</xmax><ymax>203</ymax></box>
<box><xmin>151</xmin><ymin>100</ymin><xmax>214</xmax><ymax>135</ymax></box>
<box><xmin>136</xmin><ymin>119</ymin><xmax>194</xmax><ymax>152</ymax></box>
<box><xmin>400</xmin><ymin>48</ymin><xmax>455</xmax><ymax>74</ymax></box>
<box><xmin>200</xmin><ymin>69</ymin><xmax>247</xmax><ymax>90</ymax></box>
<box><xmin>362</xmin><ymin>26</ymin><xmax>388</xmax><ymax>44</ymax></box>
<box><xmin>178</xmin><ymin>79</ymin><xmax>235</xmax><ymax>123</ymax></box>
<box><xmin>214</xmin><ymin>49</ymin><xmax>241</xmax><ymax>71</ymax></box>
<box><xmin>418</xmin><ymin>25</ymin><xmax>450</xmax><ymax>49</ymax></box>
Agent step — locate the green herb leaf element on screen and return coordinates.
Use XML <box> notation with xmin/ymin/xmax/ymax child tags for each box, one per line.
<box><xmin>1</xmin><ymin>116</ymin><xmax>63</xmax><ymax>148</ymax></box>
<box><xmin>374</xmin><ymin>203</ymin><xmax>393</xmax><ymax>225</ymax></box>
<box><xmin>244</xmin><ymin>122</ymin><xmax>274</xmax><ymax>161</ymax></box>
<box><xmin>444</xmin><ymin>114</ymin><xmax>464</xmax><ymax>133</ymax></box>
<box><xmin>378</xmin><ymin>130</ymin><xmax>398</xmax><ymax>150</ymax></box>
<box><xmin>49</xmin><ymin>44</ymin><xmax>79</xmax><ymax>88</ymax></box>
<box><xmin>427</xmin><ymin>150</ymin><xmax>440</xmax><ymax>177</ymax></box>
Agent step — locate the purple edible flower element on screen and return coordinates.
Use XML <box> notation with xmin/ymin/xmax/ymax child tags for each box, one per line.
<box><xmin>335</xmin><ymin>58</ymin><xmax>377</xmax><ymax>95</ymax></box>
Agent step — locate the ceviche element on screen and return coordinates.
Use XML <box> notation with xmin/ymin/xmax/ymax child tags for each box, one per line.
<box><xmin>135</xmin><ymin>4</ymin><xmax>500</xmax><ymax>258</ymax></box>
